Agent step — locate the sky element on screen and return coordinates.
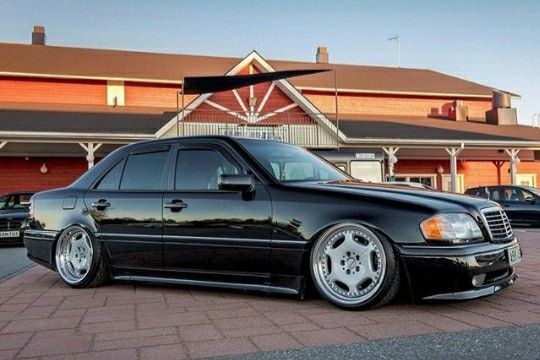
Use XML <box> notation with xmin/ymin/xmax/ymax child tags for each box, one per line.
<box><xmin>0</xmin><ymin>0</ymin><xmax>539</xmax><ymax>125</ymax></box>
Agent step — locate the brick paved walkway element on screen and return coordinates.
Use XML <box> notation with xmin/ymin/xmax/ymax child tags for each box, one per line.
<box><xmin>1</xmin><ymin>231</ymin><xmax>538</xmax><ymax>359</ymax></box>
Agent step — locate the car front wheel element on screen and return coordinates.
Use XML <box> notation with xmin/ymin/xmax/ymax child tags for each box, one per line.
<box><xmin>310</xmin><ymin>223</ymin><xmax>400</xmax><ymax>309</ymax></box>
<box><xmin>55</xmin><ymin>226</ymin><xmax>108</xmax><ymax>288</ymax></box>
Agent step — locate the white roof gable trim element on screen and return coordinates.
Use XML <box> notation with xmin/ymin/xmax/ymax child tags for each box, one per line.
<box><xmin>155</xmin><ymin>51</ymin><xmax>347</xmax><ymax>141</ymax></box>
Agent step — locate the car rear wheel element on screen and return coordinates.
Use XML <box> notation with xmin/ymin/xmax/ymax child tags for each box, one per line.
<box><xmin>310</xmin><ymin>223</ymin><xmax>400</xmax><ymax>309</ymax></box>
<box><xmin>55</xmin><ymin>226</ymin><xmax>108</xmax><ymax>288</ymax></box>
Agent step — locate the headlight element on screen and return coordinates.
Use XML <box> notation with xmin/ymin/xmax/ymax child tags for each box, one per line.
<box><xmin>420</xmin><ymin>213</ymin><xmax>483</xmax><ymax>243</ymax></box>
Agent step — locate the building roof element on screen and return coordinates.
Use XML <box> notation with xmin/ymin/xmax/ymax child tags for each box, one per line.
<box><xmin>0</xmin><ymin>42</ymin><xmax>508</xmax><ymax>98</ymax></box>
<box><xmin>333</xmin><ymin>114</ymin><xmax>540</xmax><ymax>144</ymax></box>
<box><xmin>0</xmin><ymin>105</ymin><xmax>170</xmax><ymax>135</ymax></box>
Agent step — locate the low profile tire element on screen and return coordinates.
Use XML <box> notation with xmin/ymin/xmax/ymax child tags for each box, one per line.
<box><xmin>310</xmin><ymin>223</ymin><xmax>400</xmax><ymax>310</ymax></box>
<box><xmin>55</xmin><ymin>226</ymin><xmax>108</xmax><ymax>288</ymax></box>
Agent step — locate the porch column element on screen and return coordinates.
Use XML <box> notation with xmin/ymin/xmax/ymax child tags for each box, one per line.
<box><xmin>505</xmin><ymin>149</ymin><xmax>520</xmax><ymax>185</ymax></box>
<box><xmin>382</xmin><ymin>147</ymin><xmax>399</xmax><ymax>181</ymax></box>
<box><xmin>445</xmin><ymin>145</ymin><xmax>464</xmax><ymax>193</ymax></box>
<box><xmin>79</xmin><ymin>142</ymin><xmax>103</xmax><ymax>169</ymax></box>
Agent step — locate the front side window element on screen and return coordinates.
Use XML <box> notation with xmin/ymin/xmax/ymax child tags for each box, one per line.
<box><xmin>175</xmin><ymin>148</ymin><xmax>242</xmax><ymax>190</ymax></box>
<box><xmin>238</xmin><ymin>139</ymin><xmax>347</xmax><ymax>183</ymax></box>
<box><xmin>507</xmin><ymin>187</ymin><xmax>536</xmax><ymax>203</ymax></box>
<box><xmin>120</xmin><ymin>151</ymin><xmax>169</xmax><ymax>191</ymax></box>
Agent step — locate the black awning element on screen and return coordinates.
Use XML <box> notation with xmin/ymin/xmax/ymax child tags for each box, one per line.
<box><xmin>183</xmin><ymin>69</ymin><xmax>329</xmax><ymax>94</ymax></box>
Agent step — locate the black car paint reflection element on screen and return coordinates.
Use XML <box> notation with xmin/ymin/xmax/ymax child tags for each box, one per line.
<box><xmin>24</xmin><ymin>136</ymin><xmax>520</xmax><ymax>304</ymax></box>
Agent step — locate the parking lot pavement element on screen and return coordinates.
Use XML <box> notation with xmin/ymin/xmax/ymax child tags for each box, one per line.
<box><xmin>0</xmin><ymin>232</ymin><xmax>538</xmax><ymax>360</ymax></box>
<box><xmin>0</xmin><ymin>246</ymin><xmax>33</xmax><ymax>283</ymax></box>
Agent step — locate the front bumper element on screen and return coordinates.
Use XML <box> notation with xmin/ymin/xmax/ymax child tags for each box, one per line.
<box><xmin>0</xmin><ymin>231</ymin><xmax>25</xmax><ymax>245</ymax></box>
<box><xmin>397</xmin><ymin>238</ymin><xmax>521</xmax><ymax>301</ymax></box>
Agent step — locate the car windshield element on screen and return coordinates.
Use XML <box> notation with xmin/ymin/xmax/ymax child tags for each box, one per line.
<box><xmin>238</xmin><ymin>139</ymin><xmax>349</xmax><ymax>183</ymax></box>
<box><xmin>0</xmin><ymin>193</ymin><xmax>33</xmax><ymax>210</ymax></box>
<box><xmin>525</xmin><ymin>187</ymin><xmax>540</xmax><ymax>197</ymax></box>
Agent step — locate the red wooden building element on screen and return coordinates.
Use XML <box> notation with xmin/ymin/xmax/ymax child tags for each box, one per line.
<box><xmin>0</xmin><ymin>26</ymin><xmax>539</xmax><ymax>194</ymax></box>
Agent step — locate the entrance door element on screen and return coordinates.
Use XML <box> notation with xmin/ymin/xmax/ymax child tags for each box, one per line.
<box><xmin>162</xmin><ymin>141</ymin><xmax>273</xmax><ymax>284</ymax></box>
<box><xmin>442</xmin><ymin>174</ymin><xmax>465</xmax><ymax>193</ymax></box>
<box><xmin>84</xmin><ymin>143</ymin><xmax>172</xmax><ymax>272</ymax></box>
<box><xmin>516</xmin><ymin>174</ymin><xmax>537</xmax><ymax>187</ymax></box>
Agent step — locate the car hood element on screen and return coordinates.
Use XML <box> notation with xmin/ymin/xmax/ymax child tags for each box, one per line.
<box><xmin>0</xmin><ymin>209</ymin><xmax>29</xmax><ymax>220</ymax></box>
<box><xmin>287</xmin><ymin>180</ymin><xmax>496</xmax><ymax>213</ymax></box>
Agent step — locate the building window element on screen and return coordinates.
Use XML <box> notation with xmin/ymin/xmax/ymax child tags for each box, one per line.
<box><xmin>516</xmin><ymin>174</ymin><xmax>537</xmax><ymax>187</ymax></box>
<box><xmin>350</xmin><ymin>161</ymin><xmax>383</xmax><ymax>182</ymax></box>
<box><xmin>394</xmin><ymin>174</ymin><xmax>437</xmax><ymax>188</ymax></box>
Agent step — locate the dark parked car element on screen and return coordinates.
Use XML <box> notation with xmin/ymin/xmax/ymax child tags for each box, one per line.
<box><xmin>466</xmin><ymin>185</ymin><xmax>540</xmax><ymax>227</ymax></box>
<box><xmin>0</xmin><ymin>192</ymin><xmax>34</xmax><ymax>245</ymax></box>
<box><xmin>24</xmin><ymin>137</ymin><xmax>521</xmax><ymax>310</ymax></box>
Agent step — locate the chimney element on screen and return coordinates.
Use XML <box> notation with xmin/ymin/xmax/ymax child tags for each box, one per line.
<box><xmin>32</xmin><ymin>26</ymin><xmax>46</xmax><ymax>45</ymax></box>
<box><xmin>485</xmin><ymin>90</ymin><xmax>517</xmax><ymax>125</ymax></box>
<box><xmin>316</xmin><ymin>46</ymin><xmax>328</xmax><ymax>64</ymax></box>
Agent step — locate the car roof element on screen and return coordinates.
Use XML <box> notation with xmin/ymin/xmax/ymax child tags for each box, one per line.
<box><xmin>1</xmin><ymin>191</ymin><xmax>35</xmax><ymax>196</ymax></box>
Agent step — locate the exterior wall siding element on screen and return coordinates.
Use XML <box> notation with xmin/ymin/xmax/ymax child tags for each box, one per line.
<box><xmin>0</xmin><ymin>157</ymin><xmax>87</xmax><ymax>194</ymax></box>
<box><xmin>303</xmin><ymin>91</ymin><xmax>491</xmax><ymax>120</ymax></box>
<box><xmin>0</xmin><ymin>76</ymin><xmax>106</xmax><ymax>105</ymax></box>
<box><xmin>124</xmin><ymin>81</ymin><xmax>194</xmax><ymax>108</ymax></box>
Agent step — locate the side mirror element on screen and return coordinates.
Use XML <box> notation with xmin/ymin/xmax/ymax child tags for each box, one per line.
<box><xmin>218</xmin><ymin>174</ymin><xmax>254</xmax><ymax>194</ymax></box>
<box><xmin>526</xmin><ymin>197</ymin><xmax>536</xmax><ymax>205</ymax></box>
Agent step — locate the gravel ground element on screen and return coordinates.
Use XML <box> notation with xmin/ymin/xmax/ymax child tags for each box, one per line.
<box><xmin>218</xmin><ymin>324</ymin><xmax>540</xmax><ymax>360</ymax></box>
<box><xmin>0</xmin><ymin>245</ymin><xmax>33</xmax><ymax>282</ymax></box>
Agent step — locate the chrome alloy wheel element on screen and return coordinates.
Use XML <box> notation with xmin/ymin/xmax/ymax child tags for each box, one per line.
<box><xmin>55</xmin><ymin>227</ymin><xmax>94</xmax><ymax>285</ymax></box>
<box><xmin>312</xmin><ymin>224</ymin><xmax>387</xmax><ymax>306</ymax></box>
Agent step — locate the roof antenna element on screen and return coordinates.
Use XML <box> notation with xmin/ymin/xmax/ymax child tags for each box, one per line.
<box><xmin>388</xmin><ymin>34</ymin><xmax>401</xmax><ymax>68</ymax></box>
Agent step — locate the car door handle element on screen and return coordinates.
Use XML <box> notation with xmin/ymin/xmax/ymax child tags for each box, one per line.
<box><xmin>164</xmin><ymin>200</ymin><xmax>188</xmax><ymax>212</ymax></box>
<box><xmin>91</xmin><ymin>200</ymin><xmax>111</xmax><ymax>210</ymax></box>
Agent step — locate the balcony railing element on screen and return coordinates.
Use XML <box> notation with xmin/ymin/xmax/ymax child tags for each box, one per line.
<box><xmin>170</xmin><ymin>110</ymin><xmax>339</xmax><ymax>148</ymax></box>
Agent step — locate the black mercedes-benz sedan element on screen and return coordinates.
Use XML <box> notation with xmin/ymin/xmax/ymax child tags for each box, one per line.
<box><xmin>24</xmin><ymin>136</ymin><xmax>522</xmax><ymax>309</ymax></box>
<box><xmin>0</xmin><ymin>192</ymin><xmax>34</xmax><ymax>245</ymax></box>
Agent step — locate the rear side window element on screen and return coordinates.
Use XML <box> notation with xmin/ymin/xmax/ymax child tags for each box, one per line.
<box><xmin>95</xmin><ymin>160</ymin><xmax>125</xmax><ymax>191</ymax></box>
<box><xmin>120</xmin><ymin>151</ymin><xmax>169</xmax><ymax>191</ymax></box>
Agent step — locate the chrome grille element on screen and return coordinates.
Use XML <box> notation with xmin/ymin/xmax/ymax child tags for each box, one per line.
<box><xmin>481</xmin><ymin>207</ymin><xmax>513</xmax><ymax>242</ymax></box>
<box><xmin>0</xmin><ymin>220</ymin><xmax>23</xmax><ymax>230</ymax></box>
